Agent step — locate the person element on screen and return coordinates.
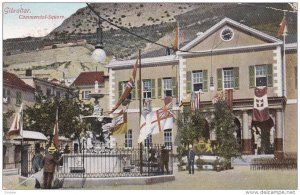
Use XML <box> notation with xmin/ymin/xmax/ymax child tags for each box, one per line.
<box><xmin>187</xmin><ymin>144</ymin><xmax>195</xmax><ymax>174</ymax></box>
<box><xmin>42</xmin><ymin>146</ymin><xmax>62</xmax><ymax>189</ymax></box>
<box><xmin>160</xmin><ymin>145</ymin><xmax>169</xmax><ymax>174</ymax></box>
<box><xmin>32</xmin><ymin>144</ymin><xmax>43</xmax><ymax>188</ymax></box>
<box><xmin>63</xmin><ymin>145</ymin><xmax>71</xmax><ymax>154</ymax></box>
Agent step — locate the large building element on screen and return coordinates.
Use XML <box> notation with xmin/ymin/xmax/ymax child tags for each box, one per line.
<box><xmin>106</xmin><ymin>18</ymin><xmax>297</xmax><ymax>156</ymax></box>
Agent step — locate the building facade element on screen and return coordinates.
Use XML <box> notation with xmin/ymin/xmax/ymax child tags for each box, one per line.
<box><xmin>106</xmin><ymin>18</ymin><xmax>297</xmax><ymax>156</ymax></box>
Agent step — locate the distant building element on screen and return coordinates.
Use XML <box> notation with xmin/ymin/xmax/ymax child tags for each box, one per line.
<box><xmin>3</xmin><ymin>71</ymin><xmax>35</xmax><ymax>169</ymax></box>
<box><xmin>21</xmin><ymin>73</ymin><xmax>72</xmax><ymax>100</ymax></box>
<box><xmin>3</xmin><ymin>71</ymin><xmax>35</xmax><ymax>120</ymax></box>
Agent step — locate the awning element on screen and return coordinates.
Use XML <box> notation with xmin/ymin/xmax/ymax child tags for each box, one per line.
<box><xmin>13</xmin><ymin>130</ymin><xmax>48</xmax><ymax>141</ymax></box>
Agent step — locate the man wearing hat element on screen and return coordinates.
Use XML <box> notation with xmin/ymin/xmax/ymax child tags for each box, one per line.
<box><xmin>42</xmin><ymin>145</ymin><xmax>62</xmax><ymax>189</ymax></box>
<box><xmin>187</xmin><ymin>144</ymin><xmax>195</xmax><ymax>174</ymax></box>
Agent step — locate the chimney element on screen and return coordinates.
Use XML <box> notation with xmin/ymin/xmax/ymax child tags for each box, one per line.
<box><xmin>25</xmin><ymin>69</ymin><xmax>32</xmax><ymax>77</ymax></box>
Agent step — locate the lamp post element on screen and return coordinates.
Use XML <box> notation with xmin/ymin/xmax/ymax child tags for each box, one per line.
<box><xmin>92</xmin><ymin>15</ymin><xmax>106</xmax><ymax>63</ymax></box>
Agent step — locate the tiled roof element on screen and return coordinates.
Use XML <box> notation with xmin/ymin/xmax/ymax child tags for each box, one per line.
<box><xmin>3</xmin><ymin>71</ymin><xmax>35</xmax><ymax>92</ymax></box>
<box><xmin>72</xmin><ymin>71</ymin><xmax>106</xmax><ymax>86</ymax></box>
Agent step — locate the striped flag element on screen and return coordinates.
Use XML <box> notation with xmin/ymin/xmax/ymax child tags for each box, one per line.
<box><xmin>7</xmin><ymin>104</ymin><xmax>23</xmax><ymax>138</ymax></box>
<box><xmin>52</xmin><ymin>109</ymin><xmax>59</xmax><ymax>150</ymax></box>
<box><xmin>191</xmin><ymin>91</ymin><xmax>201</xmax><ymax>111</ymax></box>
<box><xmin>109</xmin><ymin>54</ymin><xmax>139</xmax><ymax>114</ymax></box>
<box><xmin>277</xmin><ymin>15</ymin><xmax>288</xmax><ymax>37</ymax></box>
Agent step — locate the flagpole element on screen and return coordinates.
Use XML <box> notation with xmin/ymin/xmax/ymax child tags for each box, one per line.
<box><xmin>283</xmin><ymin>11</ymin><xmax>286</xmax><ymax>97</ymax></box>
<box><xmin>138</xmin><ymin>49</ymin><xmax>143</xmax><ymax>174</ymax></box>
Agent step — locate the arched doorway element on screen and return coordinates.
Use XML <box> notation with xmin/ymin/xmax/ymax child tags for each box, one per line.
<box><xmin>234</xmin><ymin>118</ymin><xmax>242</xmax><ymax>147</ymax></box>
<box><xmin>251</xmin><ymin>118</ymin><xmax>274</xmax><ymax>155</ymax></box>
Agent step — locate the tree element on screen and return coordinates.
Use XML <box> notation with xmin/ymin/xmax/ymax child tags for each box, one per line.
<box><xmin>212</xmin><ymin>100</ymin><xmax>241</xmax><ymax>167</ymax></box>
<box><xmin>24</xmin><ymin>96</ymin><xmax>93</xmax><ymax>144</ymax></box>
<box><xmin>177</xmin><ymin>108</ymin><xmax>206</xmax><ymax>147</ymax></box>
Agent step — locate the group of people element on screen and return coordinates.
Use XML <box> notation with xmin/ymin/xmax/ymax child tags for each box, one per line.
<box><xmin>148</xmin><ymin>144</ymin><xmax>196</xmax><ymax>175</ymax></box>
<box><xmin>31</xmin><ymin>143</ymin><xmax>67</xmax><ymax>189</ymax></box>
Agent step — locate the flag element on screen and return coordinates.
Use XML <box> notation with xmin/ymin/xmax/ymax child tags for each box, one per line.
<box><xmin>277</xmin><ymin>15</ymin><xmax>288</xmax><ymax>38</ymax></box>
<box><xmin>52</xmin><ymin>109</ymin><xmax>59</xmax><ymax>150</ymax></box>
<box><xmin>252</xmin><ymin>87</ymin><xmax>270</xmax><ymax>122</ymax></box>
<box><xmin>109</xmin><ymin>54</ymin><xmax>139</xmax><ymax>114</ymax></box>
<box><xmin>148</xmin><ymin>97</ymin><xmax>175</xmax><ymax>135</ymax></box>
<box><xmin>111</xmin><ymin>111</ymin><xmax>128</xmax><ymax>135</ymax></box>
<box><xmin>138</xmin><ymin>99</ymin><xmax>152</xmax><ymax>143</ymax></box>
<box><xmin>172</xmin><ymin>22</ymin><xmax>179</xmax><ymax>52</ymax></box>
<box><xmin>191</xmin><ymin>91</ymin><xmax>201</xmax><ymax>111</ymax></box>
<box><xmin>7</xmin><ymin>104</ymin><xmax>23</xmax><ymax>138</ymax></box>
<box><xmin>225</xmin><ymin>89</ymin><xmax>233</xmax><ymax>111</ymax></box>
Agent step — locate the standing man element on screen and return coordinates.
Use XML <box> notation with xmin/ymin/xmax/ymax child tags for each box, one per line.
<box><xmin>187</xmin><ymin>144</ymin><xmax>195</xmax><ymax>174</ymax></box>
<box><xmin>32</xmin><ymin>143</ymin><xmax>43</xmax><ymax>188</ymax></box>
<box><xmin>160</xmin><ymin>145</ymin><xmax>169</xmax><ymax>174</ymax></box>
<box><xmin>42</xmin><ymin>146</ymin><xmax>62</xmax><ymax>189</ymax></box>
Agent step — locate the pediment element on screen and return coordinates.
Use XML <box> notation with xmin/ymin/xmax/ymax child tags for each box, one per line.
<box><xmin>181</xmin><ymin>18</ymin><xmax>282</xmax><ymax>52</ymax></box>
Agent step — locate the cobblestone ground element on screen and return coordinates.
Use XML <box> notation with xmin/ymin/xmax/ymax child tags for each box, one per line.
<box><xmin>2</xmin><ymin>166</ymin><xmax>297</xmax><ymax>190</ymax></box>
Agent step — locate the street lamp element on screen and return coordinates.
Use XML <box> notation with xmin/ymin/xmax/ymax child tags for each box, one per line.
<box><xmin>92</xmin><ymin>16</ymin><xmax>106</xmax><ymax>63</ymax></box>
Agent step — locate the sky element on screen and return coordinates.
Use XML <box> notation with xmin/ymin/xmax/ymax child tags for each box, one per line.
<box><xmin>2</xmin><ymin>2</ymin><xmax>86</xmax><ymax>39</ymax></box>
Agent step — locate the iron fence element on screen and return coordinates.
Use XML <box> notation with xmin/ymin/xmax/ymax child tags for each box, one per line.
<box><xmin>20</xmin><ymin>144</ymin><xmax>173</xmax><ymax>178</ymax></box>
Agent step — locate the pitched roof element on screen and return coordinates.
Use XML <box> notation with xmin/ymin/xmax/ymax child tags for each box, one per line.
<box><xmin>180</xmin><ymin>17</ymin><xmax>282</xmax><ymax>52</ymax></box>
<box><xmin>72</xmin><ymin>71</ymin><xmax>106</xmax><ymax>86</ymax></box>
<box><xmin>3</xmin><ymin>71</ymin><xmax>35</xmax><ymax>92</ymax></box>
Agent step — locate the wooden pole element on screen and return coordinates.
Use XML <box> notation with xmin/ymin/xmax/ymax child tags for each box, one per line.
<box><xmin>139</xmin><ymin>49</ymin><xmax>143</xmax><ymax>174</ymax></box>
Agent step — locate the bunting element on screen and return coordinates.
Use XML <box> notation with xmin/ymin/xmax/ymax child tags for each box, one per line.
<box><xmin>252</xmin><ymin>87</ymin><xmax>270</xmax><ymax>122</ymax></box>
<box><xmin>109</xmin><ymin>54</ymin><xmax>139</xmax><ymax>114</ymax></box>
<box><xmin>7</xmin><ymin>104</ymin><xmax>23</xmax><ymax>138</ymax></box>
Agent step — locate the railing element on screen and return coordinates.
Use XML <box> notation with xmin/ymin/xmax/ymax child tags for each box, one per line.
<box><xmin>250</xmin><ymin>157</ymin><xmax>297</xmax><ymax>170</ymax></box>
<box><xmin>58</xmin><ymin>145</ymin><xmax>173</xmax><ymax>178</ymax></box>
<box><xmin>22</xmin><ymin>144</ymin><xmax>173</xmax><ymax>178</ymax></box>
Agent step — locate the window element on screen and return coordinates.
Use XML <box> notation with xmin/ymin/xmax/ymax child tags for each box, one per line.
<box><xmin>255</xmin><ymin>65</ymin><xmax>267</xmax><ymax>87</ymax></box>
<box><xmin>144</xmin><ymin>135</ymin><xmax>152</xmax><ymax>147</ymax></box>
<box><xmin>3</xmin><ymin>88</ymin><xmax>11</xmax><ymax>103</ymax></box>
<box><xmin>192</xmin><ymin>71</ymin><xmax>203</xmax><ymax>92</ymax></box>
<box><xmin>164</xmin><ymin>129</ymin><xmax>172</xmax><ymax>150</ymax></box>
<box><xmin>16</xmin><ymin>91</ymin><xmax>22</xmax><ymax>106</ymax></box>
<box><xmin>46</xmin><ymin>88</ymin><xmax>52</xmax><ymax>96</ymax></box>
<box><xmin>163</xmin><ymin>78</ymin><xmax>172</xmax><ymax>97</ymax></box>
<box><xmin>143</xmin><ymin>80</ymin><xmax>152</xmax><ymax>99</ymax></box>
<box><xmin>125</xmin><ymin>129</ymin><xmax>132</xmax><ymax>148</ymax></box>
<box><xmin>82</xmin><ymin>91</ymin><xmax>91</xmax><ymax>100</ymax></box>
<box><xmin>223</xmin><ymin>68</ymin><xmax>234</xmax><ymax>89</ymax></box>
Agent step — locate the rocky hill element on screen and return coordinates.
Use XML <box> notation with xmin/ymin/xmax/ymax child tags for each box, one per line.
<box><xmin>3</xmin><ymin>3</ymin><xmax>296</xmax><ymax>81</ymax></box>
